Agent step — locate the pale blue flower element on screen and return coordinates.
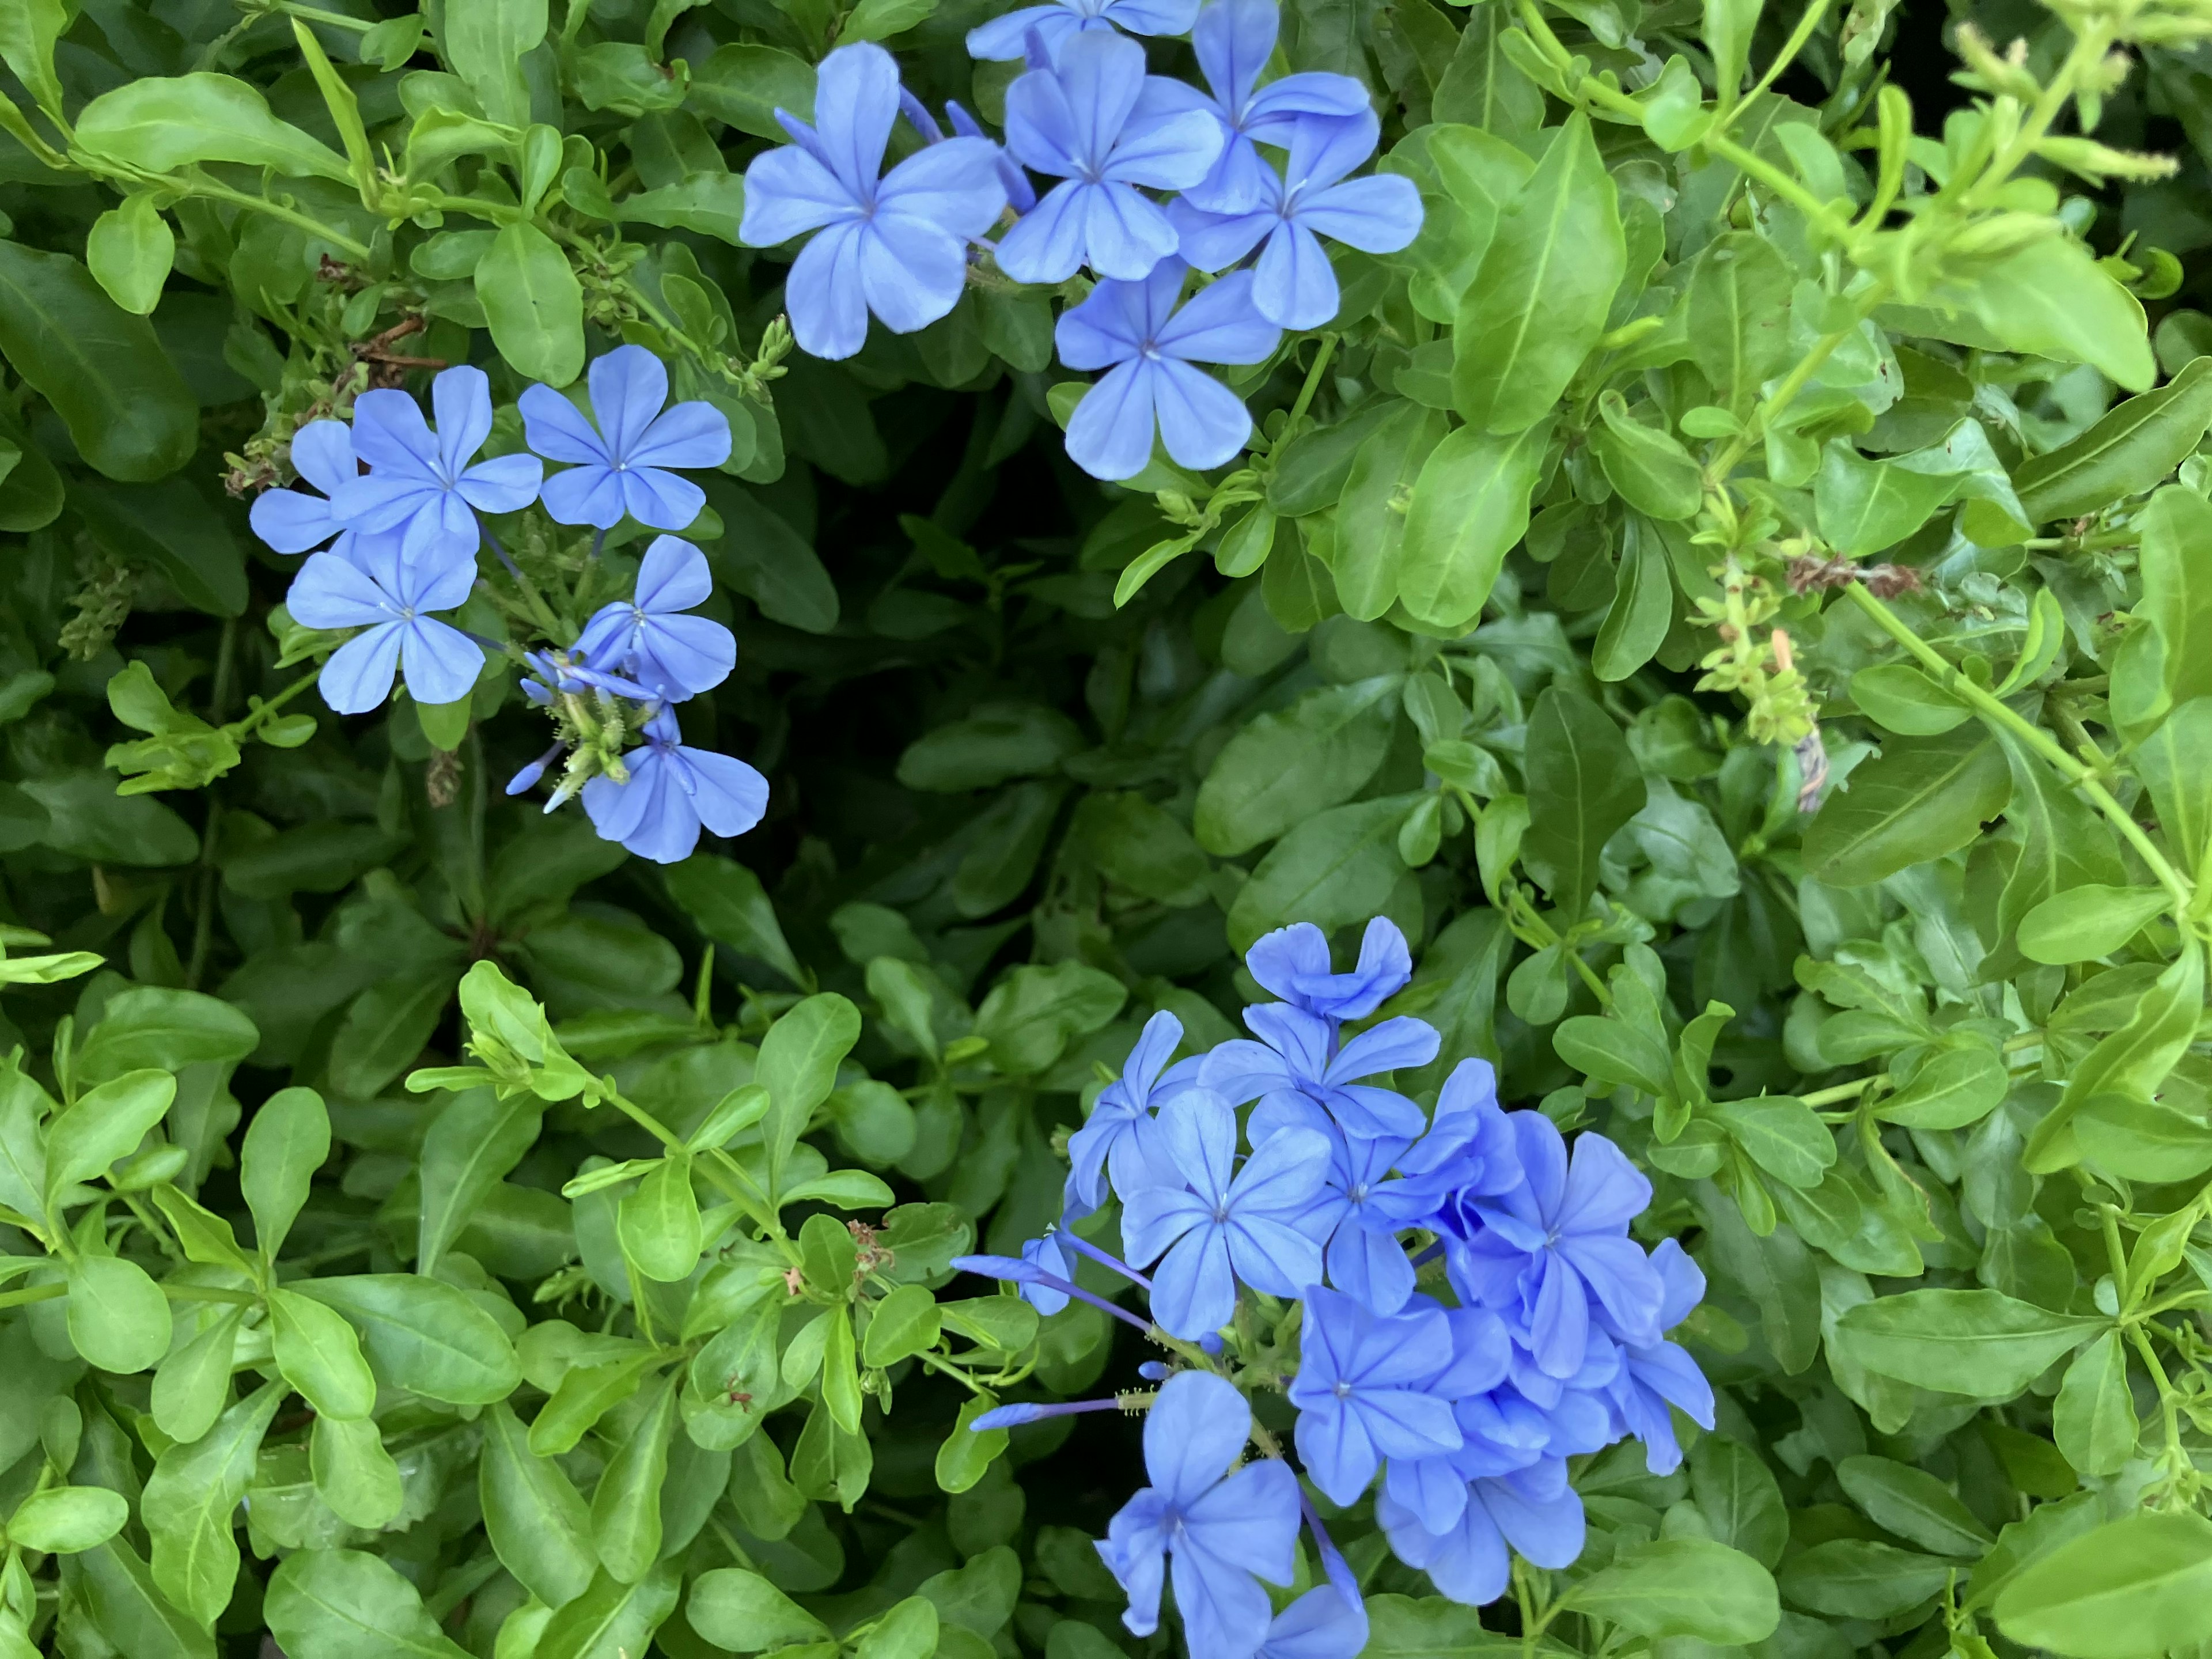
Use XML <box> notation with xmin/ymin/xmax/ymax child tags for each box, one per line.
<box><xmin>286</xmin><ymin>536</ymin><xmax>483</xmax><ymax>715</ymax></box>
<box><xmin>331</xmin><ymin>366</ymin><xmax>542</xmax><ymax>560</ymax></box>
<box><xmin>573</xmin><ymin>536</ymin><xmax>735</xmax><ymax>700</ymax></box>
<box><xmin>250</xmin><ymin>420</ymin><xmax>362</xmax><ymax>557</ymax></box>
<box><xmin>967</xmin><ymin>0</ymin><xmax>1199</xmax><ymax>61</ymax></box>
<box><xmin>581</xmin><ymin>705</ymin><xmax>768</xmax><ymax>863</ymax></box>
<box><xmin>519</xmin><ymin>346</ymin><xmax>731</xmax><ymax>531</ymax></box>
<box><xmin>740</xmin><ymin>43</ymin><xmax>1008</xmax><ymax>361</ymax></box>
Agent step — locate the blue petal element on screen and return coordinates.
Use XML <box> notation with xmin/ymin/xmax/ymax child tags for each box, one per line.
<box><xmin>429</xmin><ymin>366</ymin><xmax>495</xmax><ymax>475</ymax></box>
<box><xmin>1150</xmin><ymin>357</ymin><xmax>1253</xmax><ymax>469</ymax></box>
<box><xmin>347</xmin><ymin>388</ymin><xmax>439</xmax><ymax>478</ymax></box>
<box><xmin>289</xmin><ymin>419</ymin><xmax>358</xmax><ymax>496</ymax></box>
<box><xmin>812</xmin><ymin>42</ymin><xmax>900</xmax><ymax>200</ymax></box>
<box><xmin>1150</xmin><ymin>1224</ymin><xmax>1237</xmax><ymax>1337</ymax></box>
<box><xmin>967</xmin><ymin>3</ymin><xmax>1078</xmax><ymax>62</ymax></box>
<box><xmin>1142</xmin><ymin>1370</ymin><xmax>1252</xmax><ymax>1501</ymax></box>
<box><xmin>1297</xmin><ymin>172</ymin><xmax>1425</xmax><ymax>253</ymax></box>
<box><xmin>519</xmin><ymin>382</ymin><xmax>610</xmax><ymax>466</ymax></box>
<box><xmin>397</xmin><ymin>616</ymin><xmax>486</xmax><ymax>706</ymax></box>
<box><xmin>784</xmin><ymin>220</ymin><xmax>873</xmax><ymax>360</ymax></box>
<box><xmin>1156</xmin><ymin>267</ymin><xmax>1282</xmax><ymax>364</ymax></box>
<box><xmin>588</xmin><ymin>344</ymin><xmax>668</xmax><ymax>456</ymax></box>
<box><xmin>1063</xmin><ymin>358</ymin><xmax>1160</xmax><ymax>481</ymax></box>
<box><xmin>1193</xmin><ymin>0</ymin><xmax>1277</xmax><ymax>118</ymax></box>
<box><xmin>742</xmin><ymin>144</ymin><xmax>863</xmax><ymax>244</ymax></box>
<box><xmin>859</xmin><ymin>214</ymin><xmax>969</xmax><ymax>334</ymax></box>
<box><xmin>628</xmin><ymin>401</ymin><xmax>733</xmax><ymax>471</ymax></box>
<box><xmin>287</xmin><ymin>550</ymin><xmax>393</xmax><ymax>630</ymax></box>
<box><xmin>318</xmin><ymin>624</ymin><xmax>404</xmax><ymax>714</ymax></box>
<box><xmin>877</xmin><ymin>134</ymin><xmax>1010</xmax><ymax>238</ymax></box>
<box><xmin>638</xmin><ymin>613</ymin><xmax>737</xmax><ymax>697</ymax></box>
<box><xmin>619</xmin><ymin>467</ymin><xmax>704</xmax><ymax>532</ymax></box>
<box><xmin>1252</xmin><ymin>221</ymin><xmax>1340</xmax><ymax>330</ymax></box>
<box><xmin>250</xmin><ymin>486</ymin><xmax>339</xmax><ymax>555</ymax></box>
<box><xmin>457</xmin><ymin>451</ymin><xmax>543</xmax><ymax>516</ymax></box>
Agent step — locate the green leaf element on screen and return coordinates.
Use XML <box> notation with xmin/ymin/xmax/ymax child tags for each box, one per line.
<box><xmin>1993</xmin><ymin>1510</ymin><xmax>2212</xmax><ymax>1659</ymax></box>
<box><xmin>1196</xmin><ymin>677</ymin><xmax>1400</xmax><ymax>856</ymax></box>
<box><xmin>757</xmin><ymin>994</ymin><xmax>862</xmax><ymax>1193</ymax></box>
<box><xmin>86</xmin><ymin>194</ymin><xmax>175</xmax><ymax>316</ymax></box>
<box><xmin>1832</xmin><ymin>1288</ymin><xmax>2104</xmax><ymax>1395</ymax></box>
<box><xmin>142</xmin><ymin>1379</ymin><xmax>285</xmax><ymax>1627</ymax></box>
<box><xmin>688</xmin><ymin>43</ymin><xmax>817</xmax><ymax>139</ymax></box>
<box><xmin>2015</xmin><ymin>354</ymin><xmax>2212</xmax><ymax>522</ymax></box>
<box><xmin>1564</xmin><ymin>1537</ymin><xmax>1779</xmax><ymax>1643</ymax></box>
<box><xmin>972</xmin><ymin>961</ymin><xmax>1126</xmax><ymax>1075</ymax></box>
<box><xmin>67</xmin><ymin>1253</ymin><xmax>172</xmax><ymax>1374</ymax></box>
<box><xmin>1397</xmin><ymin>416</ymin><xmax>1554</xmax><ymax>628</ymax></box>
<box><xmin>1835</xmin><ymin>1453</ymin><xmax>1994</xmax><ymax>1556</ymax></box>
<box><xmin>2052</xmin><ymin>1330</ymin><xmax>2137</xmax><ymax>1479</ymax></box>
<box><xmin>417</xmin><ymin>1087</ymin><xmax>541</xmax><ymax>1277</ymax></box>
<box><xmin>1802</xmin><ymin>730</ymin><xmax>2012</xmax><ymax>887</ymax></box>
<box><xmin>937</xmin><ymin>1392</ymin><xmax>1008</xmax><ymax>1494</ymax></box>
<box><xmin>1849</xmin><ymin>662</ymin><xmax>1969</xmax><ymax>736</ymax></box>
<box><xmin>311</xmin><ymin>1414</ymin><xmax>403</xmax><ymax>1531</ymax></box>
<box><xmin>1592</xmin><ymin>392</ymin><xmax>1702</xmax><ymax>521</ymax></box>
<box><xmin>1962</xmin><ymin>237</ymin><xmax>2154</xmax><ymax>392</ymax></box>
<box><xmin>1779</xmin><ymin>1539</ymin><xmax>1949</xmax><ymax>1618</ymax></box>
<box><xmin>859</xmin><ymin>1597</ymin><xmax>941</xmax><ymax>1659</ymax></box>
<box><xmin>1225</xmin><ymin>794</ymin><xmax>1421</xmax><ymax>952</ymax></box>
<box><xmin>442</xmin><ymin>0</ymin><xmax>546</xmax><ymax>125</ymax></box>
<box><xmin>2017</xmin><ymin>884</ymin><xmax>2169</xmax><ymax>965</ymax></box>
<box><xmin>664</xmin><ymin>855</ymin><xmax>806</xmax><ymax>987</ymax></box>
<box><xmin>2137</xmin><ymin>699</ymin><xmax>2212</xmax><ymax>878</ymax></box>
<box><xmin>268</xmin><ymin>1286</ymin><xmax>377</xmax><ymax>1420</ymax></box>
<box><xmin>1707</xmin><ymin>1095</ymin><xmax>1834</xmax><ymax>1188</ymax></box>
<box><xmin>47</xmin><ymin>1069</ymin><xmax>176</xmax><ymax>1197</ymax></box>
<box><xmin>478</xmin><ymin>221</ymin><xmax>584</xmax><ymax>387</ymax></box>
<box><xmin>1522</xmin><ymin>687</ymin><xmax>1645</xmax><ymax>918</ymax></box>
<box><xmin>264</xmin><ymin>1548</ymin><xmax>472</xmax><ymax>1659</ymax></box>
<box><xmin>687</xmin><ymin>1567</ymin><xmax>831</xmax><ymax>1652</ymax></box>
<box><xmin>74</xmin><ymin>74</ymin><xmax>353</xmax><ymax>181</ymax></box>
<box><xmin>240</xmin><ymin>1085</ymin><xmax>327</xmax><ymax>1260</ymax></box>
<box><xmin>536</xmin><ymin>1562</ymin><xmax>682</xmax><ymax>1659</ymax></box>
<box><xmin>619</xmin><ymin>1151</ymin><xmax>702</xmax><ymax>1283</ymax></box>
<box><xmin>2028</xmin><ymin>942</ymin><xmax>2203</xmax><ymax>1172</ymax></box>
<box><xmin>1688</xmin><ymin>231</ymin><xmax>1793</xmax><ymax>412</ymax></box>
<box><xmin>5</xmin><ymin>1485</ymin><xmax>127</xmax><ymax>1554</ymax></box>
<box><xmin>480</xmin><ymin>1399</ymin><xmax>598</xmax><ymax>1609</ymax></box>
<box><xmin>1591</xmin><ymin>514</ymin><xmax>1675</xmax><ymax>682</ymax></box>
<box><xmin>294</xmin><ymin>1275</ymin><xmax>521</xmax><ymax>1404</ymax></box>
<box><xmin>1333</xmin><ymin>403</ymin><xmax>1447</xmax><ymax>619</ymax></box>
<box><xmin>1689</xmin><ymin>1437</ymin><xmax>1787</xmax><ymax>1569</ymax></box>
<box><xmin>897</xmin><ymin>704</ymin><xmax>1083</xmax><ymax>791</ymax></box>
<box><xmin>862</xmin><ymin>1282</ymin><xmax>942</xmax><ymax>1367</ymax></box>
<box><xmin>74</xmin><ymin>1534</ymin><xmax>215</xmax><ymax>1659</ymax></box>
<box><xmin>1876</xmin><ymin>1042</ymin><xmax>2009</xmax><ymax>1131</ymax></box>
<box><xmin>0</xmin><ymin>244</ymin><xmax>196</xmax><ymax>482</ymax></box>
<box><xmin>1452</xmin><ymin>114</ymin><xmax>1625</xmax><ymax>433</ymax></box>
<box><xmin>590</xmin><ymin>1372</ymin><xmax>675</xmax><ymax>1584</ymax></box>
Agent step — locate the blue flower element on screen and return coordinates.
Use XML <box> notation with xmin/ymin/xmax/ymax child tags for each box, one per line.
<box><xmin>250</xmin><ymin>420</ymin><xmax>362</xmax><ymax>557</ymax></box>
<box><xmin>1246</xmin><ymin>917</ymin><xmax>1411</xmax><ymax>1021</ymax></box>
<box><xmin>996</xmin><ymin>31</ymin><xmax>1224</xmax><ymax>285</ymax></box>
<box><xmin>521</xmin><ymin>645</ymin><xmax>654</xmax><ymax>706</ymax></box>
<box><xmin>286</xmin><ymin>537</ymin><xmax>484</xmax><ymax>715</ymax></box>
<box><xmin>573</xmin><ymin>536</ymin><xmax>736</xmax><ymax>700</ymax></box>
<box><xmin>1442</xmin><ymin>1113</ymin><xmax>1663</xmax><ymax>1379</ymax></box>
<box><xmin>740</xmin><ymin>43</ymin><xmax>1009</xmax><ymax>362</ymax></box>
<box><xmin>330</xmin><ymin>366</ymin><xmax>543</xmax><ymax>560</ymax></box>
<box><xmin>1200</xmin><ymin>1002</ymin><xmax>1438</xmax><ymax>1142</ymax></box>
<box><xmin>1119</xmin><ymin>1090</ymin><xmax>1328</xmax><ymax>1339</ymax></box>
<box><xmin>1287</xmin><ymin>1286</ymin><xmax>1461</xmax><ymax>1505</ymax></box>
<box><xmin>1016</xmin><ymin>1232</ymin><xmax>1075</xmax><ymax>1315</ymax></box>
<box><xmin>1603</xmin><ymin>1240</ymin><xmax>1714</xmax><ymax>1475</ymax></box>
<box><xmin>581</xmin><ymin>705</ymin><xmax>768</xmax><ymax>863</ymax></box>
<box><xmin>1376</xmin><ymin>1459</ymin><xmax>1586</xmax><ymax>1607</ymax></box>
<box><xmin>1172</xmin><ymin>111</ymin><xmax>1424</xmax><ymax>329</ymax></box>
<box><xmin>518</xmin><ymin>346</ymin><xmax>731</xmax><ymax>531</ymax></box>
<box><xmin>1170</xmin><ymin>0</ymin><xmax>1373</xmax><ymax>213</ymax></box>
<box><xmin>967</xmin><ymin>0</ymin><xmax>1199</xmax><ymax>60</ymax></box>
<box><xmin>1392</xmin><ymin>1059</ymin><xmax>1524</xmax><ymax>1209</ymax></box>
<box><xmin>1055</xmin><ymin>259</ymin><xmax>1281</xmax><ymax>482</ymax></box>
<box><xmin>1067</xmin><ymin>1009</ymin><xmax>1198</xmax><ymax>1217</ymax></box>
<box><xmin>1097</xmin><ymin>1371</ymin><xmax>1300</xmax><ymax>1659</ymax></box>
<box><xmin>1257</xmin><ymin>1532</ymin><xmax>1369</xmax><ymax>1659</ymax></box>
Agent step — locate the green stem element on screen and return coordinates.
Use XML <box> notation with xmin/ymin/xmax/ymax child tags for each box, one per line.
<box><xmin>1736</xmin><ymin>0</ymin><xmax>1834</xmax><ymax>112</ymax></box>
<box><xmin>1840</xmin><ymin>582</ymin><xmax>2198</xmax><ymax>919</ymax></box>
<box><xmin>1277</xmin><ymin>334</ymin><xmax>1339</xmax><ymax>443</ymax></box>
<box><xmin>226</xmin><ymin>670</ymin><xmax>321</xmax><ymax>739</ymax></box>
<box><xmin>188</xmin><ymin>176</ymin><xmax>373</xmax><ymax>259</ymax></box>
<box><xmin>282</xmin><ymin>3</ymin><xmax>375</xmax><ymax>29</ymax></box>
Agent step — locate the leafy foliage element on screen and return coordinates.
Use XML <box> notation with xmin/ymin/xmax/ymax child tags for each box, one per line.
<box><xmin>2</xmin><ymin>0</ymin><xmax>2212</xmax><ymax>1656</ymax></box>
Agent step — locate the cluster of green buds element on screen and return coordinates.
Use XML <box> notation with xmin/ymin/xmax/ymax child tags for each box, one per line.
<box><xmin>1691</xmin><ymin>551</ymin><xmax>1819</xmax><ymax>754</ymax></box>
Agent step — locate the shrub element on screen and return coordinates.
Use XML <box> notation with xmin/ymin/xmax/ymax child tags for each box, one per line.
<box><xmin>0</xmin><ymin>0</ymin><xmax>2209</xmax><ymax>1657</ymax></box>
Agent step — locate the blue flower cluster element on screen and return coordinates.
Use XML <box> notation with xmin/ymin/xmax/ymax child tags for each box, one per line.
<box><xmin>953</xmin><ymin>916</ymin><xmax>1713</xmax><ymax>1659</ymax></box>
<box><xmin>248</xmin><ymin>347</ymin><xmax>768</xmax><ymax>864</ymax></box>
<box><xmin>737</xmin><ymin>0</ymin><xmax>1422</xmax><ymax>480</ymax></box>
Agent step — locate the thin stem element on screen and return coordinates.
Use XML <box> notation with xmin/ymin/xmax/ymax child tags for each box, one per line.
<box><xmin>1840</xmin><ymin>582</ymin><xmax>2196</xmax><ymax>919</ymax></box>
<box><xmin>1737</xmin><ymin>0</ymin><xmax>1834</xmax><ymax>112</ymax></box>
<box><xmin>1278</xmin><ymin>334</ymin><xmax>1340</xmax><ymax>443</ymax></box>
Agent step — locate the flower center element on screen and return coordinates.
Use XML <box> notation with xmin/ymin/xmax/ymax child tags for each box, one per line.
<box><xmin>1210</xmin><ymin>1200</ymin><xmax>1231</xmax><ymax>1224</ymax></box>
<box><xmin>1332</xmin><ymin>1380</ymin><xmax>1353</xmax><ymax>1399</ymax></box>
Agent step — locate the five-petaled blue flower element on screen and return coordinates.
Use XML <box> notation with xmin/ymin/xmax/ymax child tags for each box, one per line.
<box><xmin>1377</xmin><ymin>1458</ymin><xmax>1587</xmax><ymax>1608</ymax></box>
<box><xmin>330</xmin><ymin>366</ymin><xmax>542</xmax><ymax>560</ymax></box>
<box><xmin>1097</xmin><ymin>1370</ymin><xmax>1300</xmax><ymax>1659</ymax></box>
<box><xmin>1442</xmin><ymin>1112</ymin><xmax>1664</xmax><ymax>1378</ymax></box>
<box><xmin>1055</xmin><ymin>259</ymin><xmax>1281</xmax><ymax>481</ymax></box>
<box><xmin>573</xmin><ymin>536</ymin><xmax>736</xmax><ymax>700</ymax></box>
<box><xmin>1173</xmin><ymin>110</ymin><xmax>1424</xmax><ymax>329</ymax></box>
<box><xmin>1201</xmin><ymin>997</ymin><xmax>1438</xmax><ymax>1141</ymax></box>
<box><xmin>519</xmin><ymin>346</ymin><xmax>732</xmax><ymax>530</ymax></box>
<box><xmin>1119</xmin><ymin>1089</ymin><xmax>1328</xmax><ymax>1339</ymax></box>
<box><xmin>1065</xmin><ymin>1008</ymin><xmax>1197</xmax><ymax>1217</ymax></box>
<box><xmin>581</xmin><ymin>704</ymin><xmax>769</xmax><ymax>864</ymax></box>
<box><xmin>1287</xmin><ymin>1286</ymin><xmax>1461</xmax><ymax>1505</ymax></box>
<box><xmin>286</xmin><ymin>536</ymin><xmax>484</xmax><ymax>715</ymax></box>
<box><xmin>996</xmin><ymin>31</ymin><xmax>1224</xmax><ymax>285</ymax></box>
<box><xmin>1247</xmin><ymin>916</ymin><xmax>1411</xmax><ymax>1022</ymax></box>
<box><xmin>740</xmin><ymin>43</ymin><xmax>1009</xmax><ymax>361</ymax></box>
<box><xmin>968</xmin><ymin>0</ymin><xmax>1199</xmax><ymax>60</ymax></box>
<box><xmin>1162</xmin><ymin>0</ymin><xmax>1373</xmax><ymax>211</ymax></box>
<box><xmin>1603</xmin><ymin>1239</ymin><xmax>1715</xmax><ymax>1474</ymax></box>
<box><xmin>250</xmin><ymin>419</ymin><xmax>363</xmax><ymax>559</ymax></box>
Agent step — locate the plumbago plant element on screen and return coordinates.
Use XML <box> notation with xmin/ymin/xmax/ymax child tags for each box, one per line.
<box><xmin>9</xmin><ymin>0</ymin><xmax>2212</xmax><ymax>1652</ymax></box>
